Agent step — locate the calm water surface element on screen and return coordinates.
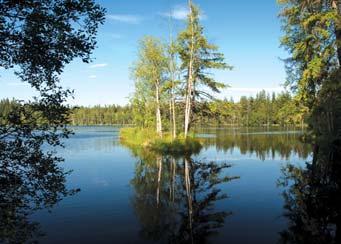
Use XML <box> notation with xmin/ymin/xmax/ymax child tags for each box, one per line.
<box><xmin>31</xmin><ymin>127</ymin><xmax>311</xmax><ymax>243</ymax></box>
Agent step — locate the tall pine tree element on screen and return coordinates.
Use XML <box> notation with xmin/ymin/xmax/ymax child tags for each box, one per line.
<box><xmin>178</xmin><ymin>0</ymin><xmax>231</xmax><ymax>137</ymax></box>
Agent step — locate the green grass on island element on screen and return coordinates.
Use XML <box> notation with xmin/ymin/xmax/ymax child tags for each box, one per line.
<box><xmin>119</xmin><ymin>127</ymin><xmax>202</xmax><ymax>155</ymax></box>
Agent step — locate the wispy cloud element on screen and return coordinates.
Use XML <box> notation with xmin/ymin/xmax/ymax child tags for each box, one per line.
<box><xmin>160</xmin><ymin>5</ymin><xmax>207</xmax><ymax>20</ymax></box>
<box><xmin>90</xmin><ymin>63</ymin><xmax>108</xmax><ymax>68</ymax></box>
<box><xmin>107</xmin><ymin>14</ymin><xmax>142</xmax><ymax>24</ymax></box>
<box><xmin>88</xmin><ymin>75</ymin><xmax>97</xmax><ymax>79</ymax></box>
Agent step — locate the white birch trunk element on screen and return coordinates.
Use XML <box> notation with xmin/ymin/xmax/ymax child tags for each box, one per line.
<box><xmin>184</xmin><ymin>0</ymin><xmax>195</xmax><ymax>138</ymax></box>
<box><xmin>184</xmin><ymin>157</ymin><xmax>194</xmax><ymax>243</ymax></box>
<box><xmin>168</xmin><ymin>10</ymin><xmax>177</xmax><ymax>139</ymax></box>
<box><xmin>155</xmin><ymin>80</ymin><xmax>162</xmax><ymax>137</ymax></box>
<box><xmin>156</xmin><ymin>155</ymin><xmax>162</xmax><ymax>207</ymax></box>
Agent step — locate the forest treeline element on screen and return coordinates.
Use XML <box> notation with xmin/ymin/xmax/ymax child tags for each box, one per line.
<box><xmin>70</xmin><ymin>90</ymin><xmax>307</xmax><ymax>127</ymax></box>
<box><xmin>0</xmin><ymin>90</ymin><xmax>307</xmax><ymax>127</ymax></box>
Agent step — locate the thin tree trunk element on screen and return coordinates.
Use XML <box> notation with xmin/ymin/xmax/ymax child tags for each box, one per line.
<box><xmin>156</xmin><ymin>80</ymin><xmax>162</xmax><ymax>137</ymax></box>
<box><xmin>169</xmin><ymin>99</ymin><xmax>172</xmax><ymax>133</ymax></box>
<box><xmin>168</xmin><ymin>10</ymin><xmax>177</xmax><ymax>139</ymax></box>
<box><xmin>184</xmin><ymin>0</ymin><xmax>195</xmax><ymax>138</ymax></box>
<box><xmin>169</xmin><ymin>156</ymin><xmax>173</xmax><ymax>199</ymax></box>
<box><xmin>184</xmin><ymin>157</ymin><xmax>194</xmax><ymax>244</ymax></box>
<box><xmin>156</xmin><ymin>155</ymin><xmax>162</xmax><ymax>207</ymax></box>
<box><xmin>333</xmin><ymin>0</ymin><xmax>341</xmax><ymax>65</ymax></box>
<box><xmin>169</xmin><ymin>56</ymin><xmax>177</xmax><ymax>139</ymax></box>
<box><xmin>169</xmin><ymin>157</ymin><xmax>176</xmax><ymax>202</ymax></box>
<box><xmin>172</xmin><ymin>95</ymin><xmax>176</xmax><ymax>139</ymax></box>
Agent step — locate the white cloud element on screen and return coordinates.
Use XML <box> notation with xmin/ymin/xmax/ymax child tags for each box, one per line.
<box><xmin>107</xmin><ymin>14</ymin><xmax>142</xmax><ymax>24</ymax></box>
<box><xmin>90</xmin><ymin>63</ymin><xmax>108</xmax><ymax>68</ymax></box>
<box><xmin>160</xmin><ymin>5</ymin><xmax>207</xmax><ymax>20</ymax></box>
<box><xmin>88</xmin><ymin>75</ymin><xmax>97</xmax><ymax>79</ymax></box>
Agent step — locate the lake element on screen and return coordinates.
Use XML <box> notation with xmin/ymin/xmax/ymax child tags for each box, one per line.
<box><xmin>28</xmin><ymin>127</ymin><xmax>312</xmax><ymax>243</ymax></box>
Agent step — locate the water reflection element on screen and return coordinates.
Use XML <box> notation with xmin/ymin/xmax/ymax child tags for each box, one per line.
<box><xmin>202</xmin><ymin>130</ymin><xmax>310</xmax><ymax>160</ymax></box>
<box><xmin>278</xmin><ymin>136</ymin><xmax>341</xmax><ymax>243</ymax></box>
<box><xmin>0</xmin><ymin>145</ymin><xmax>78</xmax><ymax>243</ymax></box>
<box><xmin>129</xmin><ymin>148</ymin><xmax>239</xmax><ymax>243</ymax></box>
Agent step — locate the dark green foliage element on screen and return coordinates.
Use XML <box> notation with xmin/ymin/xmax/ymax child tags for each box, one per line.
<box><xmin>278</xmin><ymin>0</ymin><xmax>340</xmax><ymax>106</ymax></box>
<box><xmin>310</xmin><ymin>69</ymin><xmax>341</xmax><ymax>137</ymax></box>
<box><xmin>0</xmin><ymin>1</ymin><xmax>105</xmax><ymax>242</ymax></box>
<box><xmin>0</xmin><ymin>89</ymin><xmax>308</xmax><ymax>128</ymax></box>
<box><xmin>1</xmin><ymin>89</ymin><xmax>307</xmax><ymax>128</ymax></box>
<box><xmin>199</xmin><ymin>91</ymin><xmax>308</xmax><ymax>127</ymax></box>
<box><xmin>177</xmin><ymin>2</ymin><xmax>231</xmax><ymax>101</ymax></box>
<box><xmin>0</xmin><ymin>0</ymin><xmax>105</xmax><ymax>87</ymax></box>
<box><xmin>70</xmin><ymin>104</ymin><xmax>133</xmax><ymax>125</ymax></box>
<box><xmin>0</xmin><ymin>100</ymin><xmax>79</xmax><ymax>243</ymax></box>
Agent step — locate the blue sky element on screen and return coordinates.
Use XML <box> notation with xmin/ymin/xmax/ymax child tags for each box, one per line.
<box><xmin>0</xmin><ymin>0</ymin><xmax>288</xmax><ymax>106</ymax></box>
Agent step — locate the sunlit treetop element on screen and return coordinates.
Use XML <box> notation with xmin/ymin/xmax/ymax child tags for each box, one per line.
<box><xmin>278</xmin><ymin>0</ymin><xmax>340</xmax><ymax>105</ymax></box>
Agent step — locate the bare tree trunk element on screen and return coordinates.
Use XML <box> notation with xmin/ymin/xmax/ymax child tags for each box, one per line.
<box><xmin>169</xmin><ymin>54</ymin><xmax>177</xmax><ymax>139</ymax></box>
<box><xmin>156</xmin><ymin>155</ymin><xmax>162</xmax><ymax>207</ymax></box>
<box><xmin>333</xmin><ymin>0</ymin><xmax>341</xmax><ymax>65</ymax></box>
<box><xmin>184</xmin><ymin>0</ymin><xmax>195</xmax><ymax>138</ymax></box>
<box><xmin>156</xmin><ymin>80</ymin><xmax>162</xmax><ymax>137</ymax></box>
<box><xmin>168</xmin><ymin>11</ymin><xmax>177</xmax><ymax>140</ymax></box>
<box><xmin>184</xmin><ymin>157</ymin><xmax>193</xmax><ymax>243</ymax></box>
<box><xmin>169</xmin><ymin>157</ymin><xmax>176</xmax><ymax>202</ymax></box>
<box><xmin>169</xmin><ymin>100</ymin><xmax>173</xmax><ymax>134</ymax></box>
<box><xmin>170</xmin><ymin>75</ymin><xmax>177</xmax><ymax>139</ymax></box>
<box><xmin>172</xmin><ymin>94</ymin><xmax>176</xmax><ymax>139</ymax></box>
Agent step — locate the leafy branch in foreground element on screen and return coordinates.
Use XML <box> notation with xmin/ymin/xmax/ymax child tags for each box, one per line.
<box><xmin>0</xmin><ymin>1</ymin><xmax>105</xmax><ymax>242</ymax></box>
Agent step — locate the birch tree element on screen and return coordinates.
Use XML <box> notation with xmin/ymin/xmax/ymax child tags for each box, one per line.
<box><xmin>132</xmin><ymin>36</ymin><xmax>168</xmax><ymax>137</ymax></box>
<box><xmin>166</xmin><ymin>40</ymin><xmax>179</xmax><ymax>139</ymax></box>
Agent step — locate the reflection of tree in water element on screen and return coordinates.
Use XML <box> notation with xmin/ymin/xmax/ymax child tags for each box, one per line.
<box><xmin>201</xmin><ymin>130</ymin><xmax>310</xmax><ymax>160</ymax></box>
<box><xmin>279</xmin><ymin>139</ymin><xmax>341</xmax><ymax>244</ymax></box>
<box><xmin>130</xmin><ymin>150</ymin><xmax>238</xmax><ymax>243</ymax></box>
<box><xmin>0</xmin><ymin>105</ymin><xmax>79</xmax><ymax>243</ymax></box>
<box><xmin>0</xmin><ymin>147</ymin><xmax>78</xmax><ymax>243</ymax></box>
<box><xmin>278</xmin><ymin>73</ymin><xmax>341</xmax><ymax>244</ymax></box>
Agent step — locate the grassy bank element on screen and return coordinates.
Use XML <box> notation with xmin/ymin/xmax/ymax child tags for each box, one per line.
<box><xmin>119</xmin><ymin>127</ymin><xmax>202</xmax><ymax>155</ymax></box>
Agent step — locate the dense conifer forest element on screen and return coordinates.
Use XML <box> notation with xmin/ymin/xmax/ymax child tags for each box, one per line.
<box><xmin>1</xmin><ymin>90</ymin><xmax>307</xmax><ymax>128</ymax></box>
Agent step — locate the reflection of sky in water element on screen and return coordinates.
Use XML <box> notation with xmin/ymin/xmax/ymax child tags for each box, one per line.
<box><xmin>31</xmin><ymin>127</ymin><xmax>312</xmax><ymax>244</ymax></box>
